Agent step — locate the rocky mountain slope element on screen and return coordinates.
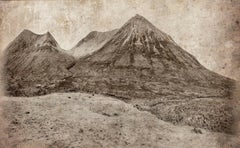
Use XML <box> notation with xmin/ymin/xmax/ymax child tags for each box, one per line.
<box><xmin>72</xmin><ymin>15</ymin><xmax>233</xmax><ymax>91</ymax></box>
<box><xmin>69</xmin><ymin>15</ymin><xmax>235</xmax><ymax>133</ymax></box>
<box><xmin>4</xmin><ymin>29</ymin><xmax>75</xmax><ymax>96</ymax></box>
<box><xmin>70</xmin><ymin>29</ymin><xmax>118</xmax><ymax>58</ymax></box>
<box><xmin>2</xmin><ymin>93</ymin><xmax>239</xmax><ymax>148</ymax></box>
<box><xmin>71</xmin><ymin>14</ymin><xmax>234</xmax><ymax>101</ymax></box>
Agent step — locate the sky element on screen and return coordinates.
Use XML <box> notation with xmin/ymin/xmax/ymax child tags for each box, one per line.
<box><xmin>0</xmin><ymin>0</ymin><xmax>239</xmax><ymax>79</ymax></box>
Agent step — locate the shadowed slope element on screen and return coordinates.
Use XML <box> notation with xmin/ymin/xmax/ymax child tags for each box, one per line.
<box><xmin>4</xmin><ymin>30</ymin><xmax>75</xmax><ymax>96</ymax></box>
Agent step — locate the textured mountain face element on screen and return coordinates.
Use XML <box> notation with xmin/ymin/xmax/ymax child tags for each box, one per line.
<box><xmin>74</xmin><ymin>15</ymin><xmax>232</xmax><ymax>86</ymax></box>
<box><xmin>83</xmin><ymin>15</ymin><xmax>200</xmax><ymax>70</ymax></box>
<box><xmin>70</xmin><ymin>29</ymin><xmax>118</xmax><ymax>58</ymax></box>
<box><xmin>68</xmin><ymin>15</ymin><xmax>235</xmax><ymax>133</ymax></box>
<box><xmin>4</xmin><ymin>29</ymin><xmax>75</xmax><ymax>96</ymax></box>
<box><xmin>70</xmin><ymin>15</ymin><xmax>234</xmax><ymax>102</ymax></box>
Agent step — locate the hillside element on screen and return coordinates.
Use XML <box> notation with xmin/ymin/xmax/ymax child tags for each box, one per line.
<box><xmin>4</xmin><ymin>30</ymin><xmax>75</xmax><ymax>96</ymax></box>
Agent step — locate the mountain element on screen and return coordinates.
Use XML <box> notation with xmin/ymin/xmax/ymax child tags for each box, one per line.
<box><xmin>83</xmin><ymin>14</ymin><xmax>184</xmax><ymax>66</ymax></box>
<box><xmin>70</xmin><ymin>14</ymin><xmax>235</xmax><ymax>133</ymax></box>
<box><xmin>3</xmin><ymin>15</ymin><xmax>235</xmax><ymax>133</ymax></box>
<box><xmin>72</xmin><ymin>14</ymin><xmax>233</xmax><ymax>93</ymax></box>
<box><xmin>83</xmin><ymin>15</ymin><xmax>196</xmax><ymax>68</ymax></box>
<box><xmin>70</xmin><ymin>29</ymin><xmax>118</xmax><ymax>58</ymax></box>
<box><xmin>4</xmin><ymin>29</ymin><xmax>75</xmax><ymax>96</ymax></box>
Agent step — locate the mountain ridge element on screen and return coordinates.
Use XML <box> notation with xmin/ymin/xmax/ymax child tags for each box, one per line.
<box><xmin>4</xmin><ymin>29</ymin><xmax>75</xmax><ymax>96</ymax></box>
<box><xmin>3</xmin><ymin>15</ymin><xmax>235</xmax><ymax>133</ymax></box>
<box><xmin>78</xmin><ymin>14</ymin><xmax>202</xmax><ymax>73</ymax></box>
<box><xmin>67</xmin><ymin>15</ymin><xmax>234</xmax><ymax>133</ymax></box>
<box><xmin>71</xmin><ymin>14</ymin><xmax>234</xmax><ymax>95</ymax></box>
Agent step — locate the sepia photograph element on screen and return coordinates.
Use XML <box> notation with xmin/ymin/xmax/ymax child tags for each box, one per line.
<box><xmin>0</xmin><ymin>0</ymin><xmax>239</xmax><ymax>147</ymax></box>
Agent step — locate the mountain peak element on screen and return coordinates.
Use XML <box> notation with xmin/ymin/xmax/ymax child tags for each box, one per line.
<box><xmin>127</xmin><ymin>14</ymin><xmax>151</xmax><ymax>25</ymax></box>
<box><xmin>18</xmin><ymin>29</ymin><xmax>37</xmax><ymax>38</ymax></box>
<box><xmin>13</xmin><ymin>30</ymin><xmax>59</xmax><ymax>48</ymax></box>
<box><xmin>19</xmin><ymin>30</ymin><xmax>54</xmax><ymax>39</ymax></box>
<box><xmin>35</xmin><ymin>31</ymin><xmax>59</xmax><ymax>48</ymax></box>
<box><xmin>120</xmin><ymin>14</ymin><xmax>163</xmax><ymax>37</ymax></box>
<box><xmin>21</xmin><ymin>29</ymin><xmax>34</xmax><ymax>34</ymax></box>
<box><xmin>132</xmin><ymin>14</ymin><xmax>146</xmax><ymax>20</ymax></box>
<box><xmin>83</xmin><ymin>14</ymin><xmax>199</xmax><ymax>69</ymax></box>
<box><xmin>41</xmin><ymin>31</ymin><xmax>55</xmax><ymax>41</ymax></box>
<box><xmin>44</xmin><ymin>31</ymin><xmax>53</xmax><ymax>37</ymax></box>
<box><xmin>10</xmin><ymin>29</ymin><xmax>39</xmax><ymax>47</ymax></box>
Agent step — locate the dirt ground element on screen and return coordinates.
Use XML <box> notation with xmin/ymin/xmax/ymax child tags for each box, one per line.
<box><xmin>0</xmin><ymin>93</ymin><xmax>239</xmax><ymax>148</ymax></box>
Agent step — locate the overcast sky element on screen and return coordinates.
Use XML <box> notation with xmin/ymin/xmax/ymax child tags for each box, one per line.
<box><xmin>0</xmin><ymin>0</ymin><xmax>239</xmax><ymax>79</ymax></box>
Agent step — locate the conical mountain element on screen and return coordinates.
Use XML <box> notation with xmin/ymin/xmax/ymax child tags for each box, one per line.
<box><xmin>72</xmin><ymin>14</ymin><xmax>233</xmax><ymax>98</ymax></box>
<box><xmin>69</xmin><ymin>15</ymin><xmax>234</xmax><ymax>133</ymax></box>
<box><xmin>70</xmin><ymin>29</ymin><xmax>118</xmax><ymax>58</ymax></box>
<box><xmin>74</xmin><ymin>15</ymin><xmax>230</xmax><ymax>85</ymax></box>
<box><xmin>82</xmin><ymin>15</ymin><xmax>201</xmax><ymax>70</ymax></box>
<box><xmin>4</xmin><ymin>30</ymin><xmax>75</xmax><ymax>96</ymax></box>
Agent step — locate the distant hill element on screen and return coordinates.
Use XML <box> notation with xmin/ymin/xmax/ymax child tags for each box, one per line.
<box><xmin>70</xmin><ymin>29</ymin><xmax>118</xmax><ymax>58</ymax></box>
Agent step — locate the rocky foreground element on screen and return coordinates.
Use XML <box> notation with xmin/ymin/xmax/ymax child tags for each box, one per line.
<box><xmin>1</xmin><ymin>93</ymin><xmax>239</xmax><ymax>148</ymax></box>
